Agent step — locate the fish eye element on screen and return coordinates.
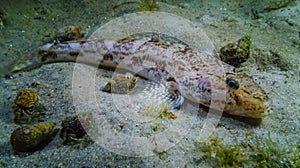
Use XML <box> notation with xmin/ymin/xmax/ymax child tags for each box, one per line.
<box><xmin>226</xmin><ymin>78</ymin><xmax>239</xmax><ymax>90</ymax></box>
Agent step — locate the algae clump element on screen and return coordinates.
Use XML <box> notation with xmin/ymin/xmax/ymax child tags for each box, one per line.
<box><xmin>198</xmin><ymin>132</ymin><xmax>300</xmax><ymax>168</ymax></box>
<box><xmin>265</xmin><ymin>0</ymin><xmax>294</xmax><ymax>12</ymax></box>
<box><xmin>139</xmin><ymin>0</ymin><xmax>160</xmax><ymax>11</ymax></box>
<box><xmin>199</xmin><ymin>137</ymin><xmax>246</xmax><ymax>168</ymax></box>
<box><xmin>113</xmin><ymin>0</ymin><xmax>159</xmax><ymax>12</ymax></box>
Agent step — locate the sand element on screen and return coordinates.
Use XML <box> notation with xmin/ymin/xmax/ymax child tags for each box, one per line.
<box><xmin>0</xmin><ymin>0</ymin><xmax>299</xmax><ymax>167</ymax></box>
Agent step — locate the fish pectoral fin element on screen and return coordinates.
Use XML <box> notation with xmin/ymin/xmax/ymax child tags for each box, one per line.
<box><xmin>162</xmin><ymin>81</ymin><xmax>184</xmax><ymax>110</ymax></box>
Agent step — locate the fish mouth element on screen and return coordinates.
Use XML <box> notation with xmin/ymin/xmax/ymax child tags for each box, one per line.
<box><xmin>228</xmin><ymin>99</ymin><xmax>272</xmax><ymax>118</ymax></box>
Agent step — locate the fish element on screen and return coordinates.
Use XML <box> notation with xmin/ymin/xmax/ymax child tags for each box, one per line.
<box><xmin>9</xmin><ymin>36</ymin><xmax>272</xmax><ymax>118</ymax></box>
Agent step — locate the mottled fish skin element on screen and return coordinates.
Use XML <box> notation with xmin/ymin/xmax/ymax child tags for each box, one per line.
<box><xmin>11</xmin><ymin>37</ymin><xmax>272</xmax><ymax>118</ymax></box>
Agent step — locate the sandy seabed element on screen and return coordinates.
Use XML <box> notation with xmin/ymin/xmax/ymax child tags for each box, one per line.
<box><xmin>0</xmin><ymin>0</ymin><xmax>299</xmax><ymax>167</ymax></box>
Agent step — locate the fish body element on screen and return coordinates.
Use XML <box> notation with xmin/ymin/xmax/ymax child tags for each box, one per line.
<box><xmin>11</xmin><ymin>37</ymin><xmax>271</xmax><ymax>118</ymax></box>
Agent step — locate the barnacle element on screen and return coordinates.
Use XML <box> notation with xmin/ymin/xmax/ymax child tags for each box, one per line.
<box><xmin>13</xmin><ymin>89</ymin><xmax>44</xmax><ymax>124</ymax></box>
<box><xmin>10</xmin><ymin>122</ymin><xmax>58</xmax><ymax>153</ymax></box>
<box><xmin>59</xmin><ymin>116</ymin><xmax>87</xmax><ymax>145</ymax></box>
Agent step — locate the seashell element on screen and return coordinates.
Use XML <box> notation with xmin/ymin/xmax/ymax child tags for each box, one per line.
<box><xmin>59</xmin><ymin>116</ymin><xmax>86</xmax><ymax>144</ymax></box>
<box><xmin>10</xmin><ymin>122</ymin><xmax>58</xmax><ymax>152</ymax></box>
<box><xmin>102</xmin><ymin>73</ymin><xmax>137</xmax><ymax>94</ymax></box>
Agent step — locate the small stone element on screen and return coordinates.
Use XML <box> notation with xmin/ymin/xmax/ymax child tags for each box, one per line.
<box><xmin>220</xmin><ymin>35</ymin><xmax>251</xmax><ymax>67</ymax></box>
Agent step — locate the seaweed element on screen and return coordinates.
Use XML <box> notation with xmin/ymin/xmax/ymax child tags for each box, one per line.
<box><xmin>246</xmin><ymin>132</ymin><xmax>293</xmax><ymax>168</ymax></box>
<box><xmin>138</xmin><ymin>0</ymin><xmax>159</xmax><ymax>11</ymax></box>
<box><xmin>142</xmin><ymin>102</ymin><xmax>177</xmax><ymax>120</ymax></box>
<box><xmin>199</xmin><ymin>137</ymin><xmax>246</xmax><ymax>168</ymax></box>
<box><xmin>157</xmin><ymin>105</ymin><xmax>177</xmax><ymax>119</ymax></box>
<box><xmin>198</xmin><ymin>132</ymin><xmax>300</xmax><ymax>167</ymax></box>
<box><xmin>113</xmin><ymin>0</ymin><xmax>159</xmax><ymax>11</ymax></box>
<box><xmin>264</xmin><ymin>0</ymin><xmax>295</xmax><ymax>12</ymax></box>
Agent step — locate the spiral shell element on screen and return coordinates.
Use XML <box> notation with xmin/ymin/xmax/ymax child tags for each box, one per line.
<box><xmin>10</xmin><ymin>122</ymin><xmax>58</xmax><ymax>152</ymax></box>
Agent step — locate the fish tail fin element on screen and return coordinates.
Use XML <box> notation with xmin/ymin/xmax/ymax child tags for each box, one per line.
<box><xmin>7</xmin><ymin>50</ymin><xmax>43</xmax><ymax>74</ymax></box>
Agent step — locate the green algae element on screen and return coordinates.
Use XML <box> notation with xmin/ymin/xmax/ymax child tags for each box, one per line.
<box><xmin>138</xmin><ymin>0</ymin><xmax>159</xmax><ymax>11</ymax></box>
<box><xmin>157</xmin><ymin>105</ymin><xmax>177</xmax><ymax>120</ymax></box>
<box><xmin>238</xmin><ymin>35</ymin><xmax>252</xmax><ymax>57</ymax></box>
<box><xmin>198</xmin><ymin>132</ymin><xmax>300</xmax><ymax>168</ymax></box>
<box><xmin>113</xmin><ymin>0</ymin><xmax>159</xmax><ymax>11</ymax></box>
<box><xmin>143</xmin><ymin>102</ymin><xmax>177</xmax><ymax>120</ymax></box>
<box><xmin>265</xmin><ymin>0</ymin><xmax>295</xmax><ymax>12</ymax></box>
<box><xmin>199</xmin><ymin>137</ymin><xmax>246</xmax><ymax>168</ymax></box>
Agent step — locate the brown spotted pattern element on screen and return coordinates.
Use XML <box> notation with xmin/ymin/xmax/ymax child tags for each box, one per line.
<box><xmin>11</xmin><ymin>37</ymin><xmax>271</xmax><ymax>118</ymax></box>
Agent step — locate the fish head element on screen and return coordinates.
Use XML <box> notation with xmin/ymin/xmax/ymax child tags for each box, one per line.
<box><xmin>223</xmin><ymin>73</ymin><xmax>272</xmax><ymax>118</ymax></box>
